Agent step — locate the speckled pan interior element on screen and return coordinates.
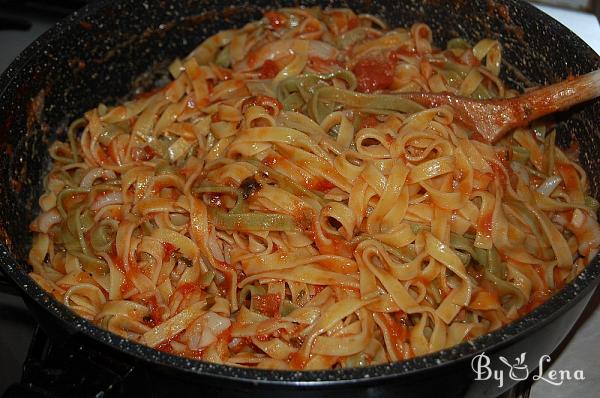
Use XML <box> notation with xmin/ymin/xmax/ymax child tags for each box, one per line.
<box><xmin>0</xmin><ymin>0</ymin><xmax>599</xmax><ymax>385</ymax></box>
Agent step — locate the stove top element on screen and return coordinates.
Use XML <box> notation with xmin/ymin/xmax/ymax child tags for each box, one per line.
<box><xmin>3</xmin><ymin>322</ymin><xmax>142</xmax><ymax>397</ymax></box>
<box><xmin>0</xmin><ymin>2</ymin><xmax>598</xmax><ymax>397</ymax></box>
<box><xmin>0</xmin><ymin>292</ymin><xmax>537</xmax><ymax>398</ymax></box>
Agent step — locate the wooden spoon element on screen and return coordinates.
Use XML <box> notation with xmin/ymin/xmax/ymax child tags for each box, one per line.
<box><xmin>398</xmin><ymin>69</ymin><xmax>600</xmax><ymax>143</ymax></box>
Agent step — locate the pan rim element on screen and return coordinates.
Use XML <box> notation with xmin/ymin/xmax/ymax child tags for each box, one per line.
<box><xmin>1</xmin><ymin>0</ymin><xmax>599</xmax><ymax>386</ymax></box>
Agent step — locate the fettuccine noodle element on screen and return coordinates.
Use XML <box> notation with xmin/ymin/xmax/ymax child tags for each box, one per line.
<box><xmin>28</xmin><ymin>7</ymin><xmax>600</xmax><ymax>370</ymax></box>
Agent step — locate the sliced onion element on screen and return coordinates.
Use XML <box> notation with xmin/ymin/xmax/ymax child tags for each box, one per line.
<box><xmin>80</xmin><ymin>168</ymin><xmax>117</xmax><ymax>188</ymax></box>
<box><xmin>91</xmin><ymin>191</ymin><xmax>123</xmax><ymax>211</ymax></box>
<box><xmin>32</xmin><ymin>208</ymin><xmax>62</xmax><ymax>233</ymax></box>
<box><xmin>234</xmin><ymin>39</ymin><xmax>339</xmax><ymax>72</ymax></box>
<box><xmin>90</xmin><ymin>223</ymin><xmax>117</xmax><ymax>253</ymax></box>
<box><xmin>198</xmin><ymin>329</ymin><xmax>217</xmax><ymax>349</ymax></box>
<box><xmin>536</xmin><ymin>175</ymin><xmax>562</xmax><ymax>196</ymax></box>
<box><xmin>571</xmin><ymin>208</ymin><xmax>585</xmax><ymax>229</ymax></box>
<box><xmin>228</xmin><ymin>337</ymin><xmax>242</xmax><ymax>349</ymax></box>
<box><xmin>510</xmin><ymin>161</ymin><xmax>529</xmax><ymax>185</ymax></box>
<box><xmin>208</xmin><ymin>231</ymin><xmax>225</xmax><ymax>262</ymax></box>
<box><xmin>204</xmin><ymin>311</ymin><xmax>231</xmax><ymax>336</ymax></box>
<box><xmin>214</xmin><ymin>270</ymin><xmax>225</xmax><ymax>285</ymax></box>
<box><xmin>183</xmin><ymin>312</ymin><xmax>231</xmax><ymax>350</ymax></box>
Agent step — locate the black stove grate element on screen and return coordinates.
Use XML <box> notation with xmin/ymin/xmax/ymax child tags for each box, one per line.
<box><xmin>3</xmin><ymin>327</ymin><xmax>140</xmax><ymax>398</ymax></box>
<box><xmin>1</xmin><ymin>325</ymin><xmax>534</xmax><ymax>398</ymax></box>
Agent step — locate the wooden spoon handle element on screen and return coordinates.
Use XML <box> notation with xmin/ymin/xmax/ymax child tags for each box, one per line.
<box><xmin>521</xmin><ymin>69</ymin><xmax>600</xmax><ymax>121</ymax></box>
<box><xmin>393</xmin><ymin>69</ymin><xmax>600</xmax><ymax>143</ymax></box>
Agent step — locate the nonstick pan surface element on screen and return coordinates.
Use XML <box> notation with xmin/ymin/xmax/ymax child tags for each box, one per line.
<box><xmin>0</xmin><ymin>1</ymin><xmax>599</xmax><ymax>396</ymax></box>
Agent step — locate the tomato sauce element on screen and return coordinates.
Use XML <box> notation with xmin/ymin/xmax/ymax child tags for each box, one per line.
<box><xmin>517</xmin><ymin>289</ymin><xmax>553</xmax><ymax>316</ymax></box>
<box><xmin>216</xmin><ymin>268</ymin><xmax>234</xmax><ymax>297</ymax></box>
<box><xmin>488</xmin><ymin>161</ymin><xmax>507</xmax><ymax>187</ymax></box>
<box><xmin>254</xmin><ymin>294</ymin><xmax>281</xmax><ymax>317</ymax></box>
<box><xmin>145</xmin><ymin>295</ymin><xmax>165</xmax><ymax>326</ymax></box>
<box><xmin>106</xmin><ymin>141</ymin><xmax>119</xmax><ymax>163</ymax></box>
<box><xmin>470</xmin><ymin>132</ymin><xmax>487</xmax><ymax>142</ymax></box>
<box><xmin>74</xmin><ymin>272</ymin><xmax>95</xmax><ymax>284</ymax></box>
<box><xmin>254</xmin><ymin>333</ymin><xmax>271</xmax><ymax>342</ymax></box>
<box><xmin>303</xmin><ymin>20</ymin><xmax>320</xmax><ymax>33</ymax></box>
<box><xmin>445</xmin><ymin>49</ymin><xmax>480</xmax><ymax>67</ymax></box>
<box><xmin>556</xmin><ymin>162</ymin><xmax>579</xmax><ymax>191</ymax></box>
<box><xmin>469</xmin><ymin>290</ymin><xmax>500</xmax><ymax>310</ymax></box>
<box><xmin>156</xmin><ymin>340</ymin><xmax>174</xmax><ymax>354</ymax></box>
<box><xmin>132</xmin><ymin>145</ymin><xmax>158</xmax><ymax>162</ymax></box>
<box><xmin>265</xmin><ymin>11</ymin><xmax>287</xmax><ymax>29</ymax></box>
<box><xmin>316</xmin><ymin>233</ymin><xmax>357</xmax><ymax>258</ymax></box>
<box><xmin>388</xmin><ymin>46</ymin><xmax>416</xmax><ymax>62</ymax></box>
<box><xmin>110</xmin><ymin>254</ymin><xmax>126</xmax><ymax>274</ymax></box>
<box><xmin>162</xmin><ymin>242</ymin><xmax>177</xmax><ymax>261</ymax></box>
<box><xmin>554</xmin><ymin>267</ymin><xmax>567</xmax><ymax>290</ymax></box>
<box><xmin>309</xmin><ymin>56</ymin><xmax>342</xmax><ymax>67</ymax></box>
<box><xmin>255</xmin><ymin>328</ymin><xmax>285</xmax><ymax>341</ymax></box>
<box><xmin>181</xmin><ymin>348</ymin><xmax>205</xmax><ymax>360</ymax></box>
<box><xmin>352</xmin><ymin>58</ymin><xmax>394</xmax><ymax>93</ymax></box>
<box><xmin>154</xmin><ymin>330</ymin><xmax>186</xmax><ymax>354</ymax></box>
<box><xmin>175</xmin><ymin>282</ymin><xmax>199</xmax><ymax>297</ymax></box>
<box><xmin>329</xmin><ymin>11</ymin><xmax>347</xmax><ymax>32</ymax></box>
<box><xmin>308</xmin><ymin>56</ymin><xmax>345</xmax><ymax>72</ymax></box>
<box><xmin>229</xmin><ymin>337</ymin><xmax>252</xmax><ymax>354</ymax></box>
<box><xmin>217</xmin><ymin>327</ymin><xmax>233</xmax><ymax>345</ymax></box>
<box><xmin>210</xmin><ymin>112</ymin><xmax>221</xmax><ymax>123</ymax></box>
<box><xmin>359</xmin><ymin>115</ymin><xmax>379</xmax><ymax>129</ymax></box>
<box><xmin>317</xmin><ymin>257</ymin><xmax>357</xmax><ymax>274</ymax></box>
<box><xmin>306</xmin><ymin>177</ymin><xmax>336</xmax><ymax>192</ymax></box>
<box><xmin>311</xmin><ymin>285</ymin><xmax>326</xmax><ymax>297</ymax></box>
<box><xmin>459</xmin><ymin>49</ymin><xmax>480</xmax><ymax>66</ymax></box>
<box><xmin>62</xmin><ymin>192</ymin><xmax>87</xmax><ymax>211</ymax></box>
<box><xmin>262</xmin><ymin>155</ymin><xmax>282</xmax><ymax>167</ymax></box>
<box><xmin>206</xmin><ymin>80</ymin><xmax>215</xmax><ymax>95</ymax></box>
<box><xmin>241</xmin><ymin>95</ymin><xmax>283</xmax><ymax>114</ymax></box>
<box><xmin>246</xmin><ymin>51</ymin><xmax>258</xmax><ymax>70</ymax></box>
<box><xmin>380</xmin><ymin>314</ymin><xmax>407</xmax><ymax>359</ymax></box>
<box><xmin>121</xmin><ymin>265</ymin><xmax>141</xmax><ymax>296</ymax></box>
<box><xmin>289</xmin><ymin>352</ymin><xmax>309</xmax><ymax>369</ymax></box>
<box><xmin>260</xmin><ymin>60</ymin><xmax>280</xmax><ymax>79</ymax></box>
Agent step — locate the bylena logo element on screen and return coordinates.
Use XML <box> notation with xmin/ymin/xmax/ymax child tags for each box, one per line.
<box><xmin>498</xmin><ymin>353</ymin><xmax>528</xmax><ymax>382</ymax></box>
<box><xmin>471</xmin><ymin>352</ymin><xmax>585</xmax><ymax>388</ymax></box>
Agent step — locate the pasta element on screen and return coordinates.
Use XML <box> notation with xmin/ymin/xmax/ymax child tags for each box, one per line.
<box><xmin>28</xmin><ymin>7</ymin><xmax>600</xmax><ymax>370</ymax></box>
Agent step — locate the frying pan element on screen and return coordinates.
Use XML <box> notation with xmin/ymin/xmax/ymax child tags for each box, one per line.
<box><xmin>0</xmin><ymin>0</ymin><xmax>599</xmax><ymax>397</ymax></box>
